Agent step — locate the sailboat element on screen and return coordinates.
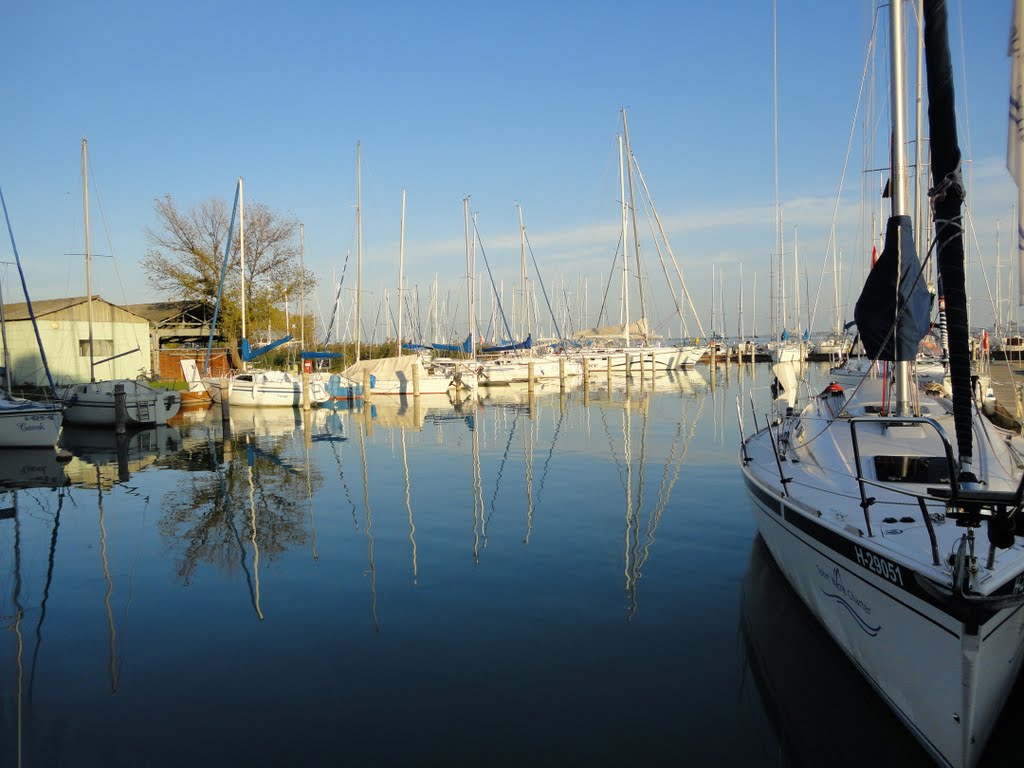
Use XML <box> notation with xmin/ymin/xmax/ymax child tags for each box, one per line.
<box><xmin>58</xmin><ymin>139</ymin><xmax>181</xmax><ymax>427</ymax></box>
<box><xmin>201</xmin><ymin>177</ymin><xmax>331</xmax><ymax>408</ymax></box>
<box><xmin>739</xmin><ymin>4</ymin><xmax>1024</xmax><ymax>767</ymax></box>
<box><xmin>475</xmin><ymin>204</ymin><xmax>583</xmax><ymax>386</ymax></box>
<box><xmin>342</xmin><ymin>183</ymin><xmax>471</xmax><ymax>396</ymax></box>
<box><xmin>575</xmin><ymin>109</ymin><xmax>708</xmax><ymax>373</ymax></box>
<box><xmin>0</xmin><ymin>186</ymin><xmax>64</xmax><ymax>447</ymax></box>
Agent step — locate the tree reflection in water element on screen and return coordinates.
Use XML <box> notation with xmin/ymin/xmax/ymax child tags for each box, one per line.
<box><xmin>157</xmin><ymin>426</ymin><xmax>324</xmax><ymax>588</ymax></box>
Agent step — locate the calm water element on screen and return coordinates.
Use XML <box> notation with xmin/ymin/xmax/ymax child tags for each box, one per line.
<box><xmin>1</xmin><ymin>364</ymin><xmax>1021</xmax><ymax>767</ymax></box>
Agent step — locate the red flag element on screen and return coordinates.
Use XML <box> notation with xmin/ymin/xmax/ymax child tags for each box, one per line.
<box><xmin>871</xmin><ymin>245</ymin><xmax>878</xmax><ymax>268</ymax></box>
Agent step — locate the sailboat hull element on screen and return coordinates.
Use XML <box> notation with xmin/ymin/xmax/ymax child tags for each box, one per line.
<box><xmin>60</xmin><ymin>380</ymin><xmax>180</xmax><ymax>427</ymax></box>
<box><xmin>742</xmin><ymin>468</ymin><xmax>1024</xmax><ymax>768</ymax></box>
<box><xmin>0</xmin><ymin>398</ymin><xmax>63</xmax><ymax>447</ymax></box>
<box><xmin>203</xmin><ymin>370</ymin><xmax>330</xmax><ymax>408</ymax></box>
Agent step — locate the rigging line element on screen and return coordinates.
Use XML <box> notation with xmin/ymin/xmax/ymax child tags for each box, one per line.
<box><xmin>595</xmin><ymin>231</ymin><xmax>624</xmax><ymax>330</ymax></box>
<box><xmin>470</xmin><ymin>218</ymin><xmax>514</xmax><ymax>342</ymax></box>
<box><xmin>522</xmin><ymin>230</ymin><xmax>564</xmax><ymax>341</ymax></box>
<box><xmin>808</xmin><ymin>5</ymin><xmax>881</xmax><ymax>332</ymax></box>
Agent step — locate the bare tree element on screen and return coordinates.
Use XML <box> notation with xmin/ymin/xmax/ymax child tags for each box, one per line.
<box><xmin>143</xmin><ymin>193</ymin><xmax>316</xmax><ymax>341</ymax></box>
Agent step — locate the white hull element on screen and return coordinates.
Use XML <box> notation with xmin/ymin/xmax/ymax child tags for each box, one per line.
<box><xmin>768</xmin><ymin>341</ymin><xmax>806</xmax><ymax>364</ymax></box>
<box><xmin>365</xmin><ymin>373</ymin><xmax>461</xmax><ymax>396</ymax></box>
<box><xmin>0</xmin><ymin>397</ymin><xmax>63</xmax><ymax>448</ymax></box>
<box><xmin>741</xmin><ymin>380</ymin><xmax>1024</xmax><ymax>767</ymax></box>
<box><xmin>477</xmin><ymin>355</ymin><xmax>583</xmax><ymax>386</ymax></box>
<box><xmin>580</xmin><ymin>346</ymin><xmax>688</xmax><ymax>373</ymax></box>
<box><xmin>60</xmin><ymin>379</ymin><xmax>180</xmax><ymax>427</ymax></box>
<box><xmin>203</xmin><ymin>370</ymin><xmax>330</xmax><ymax>408</ymax></box>
<box><xmin>745</xmin><ymin>473</ymin><xmax>1024</xmax><ymax>768</ymax></box>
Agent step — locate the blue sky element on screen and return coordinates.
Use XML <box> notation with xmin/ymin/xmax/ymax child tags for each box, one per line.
<box><xmin>0</xmin><ymin>0</ymin><xmax>1019</xmax><ymax>340</ymax></box>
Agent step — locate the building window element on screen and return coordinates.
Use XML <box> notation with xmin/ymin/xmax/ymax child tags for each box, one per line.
<box><xmin>79</xmin><ymin>339</ymin><xmax>114</xmax><ymax>357</ymax></box>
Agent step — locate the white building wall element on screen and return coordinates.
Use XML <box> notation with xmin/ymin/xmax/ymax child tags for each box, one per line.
<box><xmin>1</xmin><ymin>316</ymin><xmax>153</xmax><ymax>387</ymax></box>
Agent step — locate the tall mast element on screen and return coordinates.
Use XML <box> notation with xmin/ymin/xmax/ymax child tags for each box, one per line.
<box><xmin>398</xmin><ymin>189</ymin><xmax>406</xmax><ymax>353</ymax></box>
<box><xmin>618</xmin><ymin>133</ymin><xmax>630</xmax><ymax>346</ymax></box>
<box><xmin>793</xmin><ymin>224</ymin><xmax>800</xmax><ymax>333</ymax></box>
<box><xmin>772</xmin><ymin>0</ymin><xmax>782</xmax><ymax>341</ymax></box>
<box><xmin>239</xmin><ymin>176</ymin><xmax>247</xmax><ymax>372</ymax></box>
<box><xmin>780</xmin><ymin>208</ymin><xmax>787</xmax><ymax>332</ymax></box>
<box><xmin>300</xmin><ymin>223</ymin><xmax>305</xmax><ymax>351</ymax></box>
<box><xmin>621</xmin><ymin>108</ymin><xmax>645</xmax><ymax>339</ymax></box>
<box><xmin>464</xmin><ymin>197</ymin><xmax>474</xmax><ymax>355</ymax></box>
<box><xmin>739</xmin><ymin>261</ymin><xmax>744</xmax><ymax>340</ymax></box>
<box><xmin>517</xmin><ymin>202</ymin><xmax>527</xmax><ymax>342</ymax></box>
<box><xmin>355</xmin><ymin>141</ymin><xmax>362</xmax><ymax>363</ymax></box>
<box><xmin>82</xmin><ymin>138</ymin><xmax>96</xmax><ymax>382</ymax></box>
<box><xmin>890</xmin><ymin>0</ymin><xmax>912</xmax><ymax>414</ymax></box>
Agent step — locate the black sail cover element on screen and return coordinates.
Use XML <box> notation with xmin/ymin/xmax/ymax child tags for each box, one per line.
<box><xmin>924</xmin><ymin>0</ymin><xmax>972</xmax><ymax>466</ymax></box>
<box><xmin>853</xmin><ymin>215</ymin><xmax>932</xmax><ymax>361</ymax></box>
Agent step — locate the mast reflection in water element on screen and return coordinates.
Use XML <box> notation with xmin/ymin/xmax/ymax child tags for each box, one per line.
<box><xmin>0</xmin><ymin>365</ymin><xmax>1020</xmax><ymax>766</ymax></box>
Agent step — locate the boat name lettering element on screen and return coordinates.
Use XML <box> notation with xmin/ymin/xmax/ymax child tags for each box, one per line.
<box><xmin>854</xmin><ymin>545</ymin><xmax>904</xmax><ymax>587</ymax></box>
<box><xmin>816</xmin><ymin>564</ymin><xmax>872</xmax><ymax>614</ymax></box>
<box><xmin>18</xmin><ymin>422</ymin><xmax>46</xmax><ymax>432</ymax></box>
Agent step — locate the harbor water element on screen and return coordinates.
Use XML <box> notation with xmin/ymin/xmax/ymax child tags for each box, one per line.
<box><xmin>1</xmin><ymin>363</ymin><xmax>1021</xmax><ymax>766</ymax></box>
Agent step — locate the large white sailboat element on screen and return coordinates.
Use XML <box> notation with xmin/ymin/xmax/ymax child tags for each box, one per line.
<box><xmin>739</xmin><ymin>4</ymin><xmax>1024</xmax><ymax>767</ymax></box>
<box><xmin>59</xmin><ymin>139</ymin><xmax>181</xmax><ymax>427</ymax></box>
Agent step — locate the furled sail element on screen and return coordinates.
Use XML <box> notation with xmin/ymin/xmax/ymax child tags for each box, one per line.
<box><xmin>853</xmin><ymin>215</ymin><xmax>932</xmax><ymax>361</ymax></box>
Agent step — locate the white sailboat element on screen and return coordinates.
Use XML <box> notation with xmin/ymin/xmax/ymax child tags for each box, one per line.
<box><xmin>59</xmin><ymin>139</ymin><xmax>181</xmax><ymax>427</ymax></box>
<box><xmin>201</xmin><ymin>177</ymin><xmax>330</xmax><ymax>408</ymax></box>
<box><xmin>476</xmin><ymin>204</ymin><xmax>583</xmax><ymax>386</ymax></box>
<box><xmin>341</xmin><ymin>176</ymin><xmax>470</xmax><ymax>397</ymax></box>
<box><xmin>739</xmin><ymin>4</ymin><xmax>1024</xmax><ymax>767</ymax></box>
<box><xmin>576</xmin><ymin>110</ymin><xmax>708</xmax><ymax>373</ymax></box>
<box><xmin>0</xmin><ymin>186</ymin><xmax>63</xmax><ymax>447</ymax></box>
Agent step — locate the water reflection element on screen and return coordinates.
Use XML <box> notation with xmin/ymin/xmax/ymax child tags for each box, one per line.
<box><xmin>156</xmin><ymin>408</ymin><xmax>325</xmax><ymax>607</ymax></box>
<box><xmin>0</xmin><ymin>449</ymin><xmax>69</xmax><ymax>490</ymax></box>
<box><xmin>60</xmin><ymin>425</ymin><xmax>183</xmax><ymax>488</ymax></box>
<box><xmin>3</xmin><ymin>368</ymin><xmax>771</xmax><ymax>767</ymax></box>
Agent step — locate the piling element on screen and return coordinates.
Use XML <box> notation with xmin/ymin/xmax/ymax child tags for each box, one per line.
<box><xmin>363</xmin><ymin>369</ymin><xmax>372</xmax><ymax>404</ymax></box>
<box><xmin>625</xmin><ymin>354</ymin><xmax>632</xmax><ymax>381</ymax></box>
<box><xmin>559</xmin><ymin>356</ymin><xmax>565</xmax><ymax>392</ymax></box>
<box><xmin>582</xmin><ymin>356</ymin><xmax>590</xmax><ymax>397</ymax></box>
<box><xmin>528</xmin><ymin>362</ymin><xmax>535</xmax><ymax>394</ymax></box>
<box><xmin>412</xmin><ymin>362</ymin><xmax>421</xmax><ymax>398</ymax></box>
<box><xmin>710</xmin><ymin>346</ymin><xmax>717</xmax><ymax>389</ymax></box>
<box><xmin>220</xmin><ymin>376</ymin><xmax>231</xmax><ymax>421</ymax></box>
<box><xmin>302</xmin><ymin>369</ymin><xmax>311</xmax><ymax>411</ymax></box>
<box><xmin>606</xmin><ymin>356</ymin><xmax>612</xmax><ymax>387</ymax></box>
<box><xmin>114</xmin><ymin>383</ymin><xmax>127</xmax><ymax>435</ymax></box>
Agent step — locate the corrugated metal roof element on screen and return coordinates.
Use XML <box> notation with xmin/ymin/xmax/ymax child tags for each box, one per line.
<box><xmin>2</xmin><ymin>296</ymin><xmax>149</xmax><ymax>322</ymax></box>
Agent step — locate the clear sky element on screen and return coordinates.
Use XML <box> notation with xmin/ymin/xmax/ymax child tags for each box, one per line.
<box><xmin>0</xmin><ymin>0</ymin><xmax>1018</xmax><ymax>341</ymax></box>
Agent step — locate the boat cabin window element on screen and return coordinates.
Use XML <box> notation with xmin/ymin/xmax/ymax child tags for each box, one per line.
<box><xmin>873</xmin><ymin>455</ymin><xmax>949</xmax><ymax>484</ymax></box>
<box><xmin>79</xmin><ymin>339</ymin><xmax>114</xmax><ymax>357</ymax></box>
<box><xmin>237</xmin><ymin>374</ymin><xmax>253</xmax><ymax>382</ymax></box>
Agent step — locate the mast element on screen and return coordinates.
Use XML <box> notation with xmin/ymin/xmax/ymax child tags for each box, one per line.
<box><xmin>82</xmin><ymin>138</ymin><xmax>96</xmax><ymax>383</ymax></box>
<box><xmin>517</xmin><ymin>202</ymin><xmax>527</xmax><ymax>343</ymax></box>
<box><xmin>464</xmin><ymin>197</ymin><xmax>474</xmax><ymax>355</ymax></box>
<box><xmin>890</xmin><ymin>0</ymin><xmax>912</xmax><ymax>414</ymax></box>
<box><xmin>772</xmin><ymin>0</ymin><xmax>782</xmax><ymax>341</ymax></box>
<box><xmin>300</xmin><ymin>223</ymin><xmax>305</xmax><ymax>351</ymax></box>
<box><xmin>355</xmin><ymin>141</ymin><xmax>362</xmax><ymax>363</ymax></box>
<box><xmin>618</xmin><ymin>134</ymin><xmax>630</xmax><ymax>346</ymax></box>
<box><xmin>398</xmin><ymin>189</ymin><xmax>406</xmax><ymax>354</ymax></box>
<box><xmin>793</xmin><ymin>224</ymin><xmax>800</xmax><ymax>334</ymax></box>
<box><xmin>238</xmin><ymin>177</ymin><xmax>247</xmax><ymax>373</ymax></box>
<box><xmin>621</xmin><ymin>108</ymin><xmax>646</xmax><ymax>341</ymax></box>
